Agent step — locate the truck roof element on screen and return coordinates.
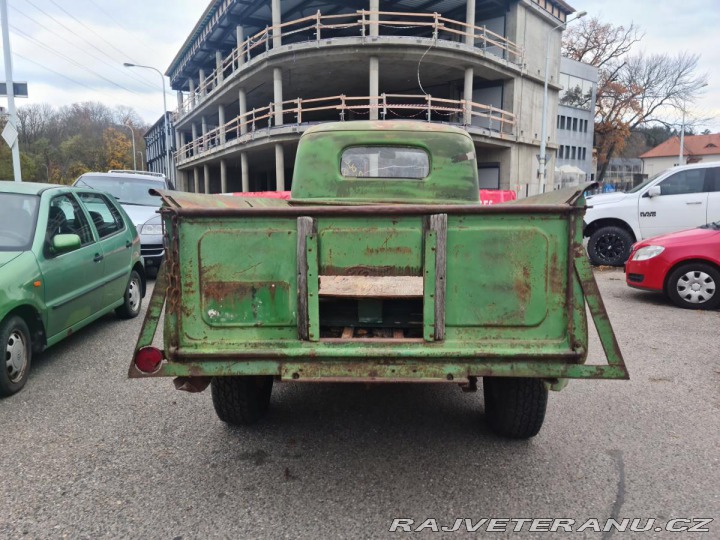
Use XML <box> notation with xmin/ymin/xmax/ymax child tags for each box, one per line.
<box><xmin>304</xmin><ymin>120</ymin><xmax>473</xmax><ymax>138</ymax></box>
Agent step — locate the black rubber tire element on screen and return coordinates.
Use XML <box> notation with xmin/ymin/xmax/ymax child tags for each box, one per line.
<box><xmin>211</xmin><ymin>376</ymin><xmax>274</xmax><ymax>425</ymax></box>
<box><xmin>483</xmin><ymin>377</ymin><xmax>548</xmax><ymax>439</ymax></box>
<box><xmin>666</xmin><ymin>263</ymin><xmax>720</xmax><ymax>310</ymax></box>
<box><xmin>587</xmin><ymin>226</ymin><xmax>633</xmax><ymax>266</ymax></box>
<box><xmin>115</xmin><ymin>270</ymin><xmax>143</xmax><ymax>319</ymax></box>
<box><xmin>0</xmin><ymin>316</ymin><xmax>32</xmax><ymax>397</ymax></box>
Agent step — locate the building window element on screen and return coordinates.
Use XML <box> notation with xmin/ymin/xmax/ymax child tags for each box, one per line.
<box><xmin>572</xmin><ymin>118</ymin><xmax>578</xmax><ymax>131</ymax></box>
<box><xmin>571</xmin><ymin>147</ymin><xmax>577</xmax><ymax>160</ymax></box>
<box><xmin>559</xmin><ymin>145</ymin><xmax>564</xmax><ymax>159</ymax></box>
<box><xmin>559</xmin><ymin>116</ymin><xmax>565</xmax><ymax>130</ymax></box>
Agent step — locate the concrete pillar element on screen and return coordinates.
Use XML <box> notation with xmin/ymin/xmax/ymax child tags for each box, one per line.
<box><xmin>204</xmin><ymin>164</ymin><xmax>210</xmax><ymax>194</ymax></box>
<box><xmin>241</xmin><ymin>153</ymin><xmax>249</xmax><ymax>192</ymax></box>
<box><xmin>218</xmin><ymin>104</ymin><xmax>226</xmax><ymax>144</ymax></box>
<box><xmin>369</xmin><ymin>57</ymin><xmax>379</xmax><ymax>120</ymax></box>
<box><xmin>273</xmin><ymin>68</ymin><xmax>283</xmax><ymax>126</ymax></box>
<box><xmin>239</xmin><ymin>89</ymin><xmax>248</xmax><ymax>134</ymax></box>
<box><xmin>191</xmin><ymin>123</ymin><xmax>198</xmax><ymax>155</ymax></box>
<box><xmin>176</xmin><ymin>169</ymin><xmax>185</xmax><ymax>192</ymax></box>
<box><xmin>174</xmin><ymin>129</ymin><xmax>182</xmax><ymax>159</ymax></box>
<box><xmin>220</xmin><ymin>159</ymin><xmax>228</xmax><ymax>193</ymax></box>
<box><xmin>463</xmin><ymin>67</ymin><xmax>474</xmax><ymax>125</ymax></box>
<box><xmin>237</xmin><ymin>26</ymin><xmax>246</xmax><ymax>67</ymax></box>
<box><xmin>188</xmin><ymin>79</ymin><xmax>196</xmax><ymax>106</ymax></box>
<box><xmin>199</xmin><ymin>68</ymin><xmax>206</xmax><ymax>96</ymax></box>
<box><xmin>369</xmin><ymin>0</ymin><xmax>379</xmax><ymax>37</ymax></box>
<box><xmin>201</xmin><ymin>116</ymin><xmax>208</xmax><ymax>150</ymax></box>
<box><xmin>193</xmin><ymin>167</ymin><xmax>200</xmax><ymax>193</ymax></box>
<box><xmin>216</xmin><ymin>50</ymin><xmax>224</xmax><ymax>84</ymax></box>
<box><xmin>271</xmin><ymin>0</ymin><xmax>282</xmax><ymax>48</ymax></box>
<box><xmin>465</xmin><ymin>0</ymin><xmax>476</xmax><ymax>46</ymax></box>
<box><xmin>176</xmin><ymin>91</ymin><xmax>183</xmax><ymax>111</ymax></box>
<box><xmin>275</xmin><ymin>144</ymin><xmax>285</xmax><ymax>191</ymax></box>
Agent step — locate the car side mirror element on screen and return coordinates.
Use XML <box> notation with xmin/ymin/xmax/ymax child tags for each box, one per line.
<box><xmin>52</xmin><ymin>234</ymin><xmax>81</xmax><ymax>254</ymax></box>
<box><xmin>647</xmin><ymin>186</ymin><xmax>661</xmax><ymax>198</ymax></box>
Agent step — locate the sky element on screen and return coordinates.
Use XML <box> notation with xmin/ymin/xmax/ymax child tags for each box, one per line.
<box><xmin>1</xmin><ymin>0</ymin><xmax>719</xmax><ymax>131</ymax></box>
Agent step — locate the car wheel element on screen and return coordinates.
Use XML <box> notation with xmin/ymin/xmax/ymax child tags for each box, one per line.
<box><xmin>666</xmin><ymin>263</ymin><xmax>720</xmax><ymax>310</ymax></box>
<box><xmin>0</xmin><ymin>316</ymin><xmax>32</xmax><ymax>397</ymax></box>
<box><xmin>211</xmin><ymin>376</ymin><xmax>274</xmax><ymax>426</ymax></box>
<box><xmin>483</xmin><ymin>377</ymin><xmax>548</xmax><ymax>439</ymax></box>
<box><xmin>115</xmin><ymin>270</ymin><xmax>143</xmax><ymax>319</ymax></box>
<box><xmin>587</xmin><ymin>226</ymin><xmax>633</xmax><ymax>266</ymax></box>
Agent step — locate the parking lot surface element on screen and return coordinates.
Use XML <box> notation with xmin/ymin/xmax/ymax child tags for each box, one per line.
<box><xmin>1</xmin><ymin>269</ymin><xmax>718</xmax><ymax>538</ymax></box>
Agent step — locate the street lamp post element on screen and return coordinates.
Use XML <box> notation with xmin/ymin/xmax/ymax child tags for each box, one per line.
<box><xmin>537</xmin><ymin>10</ymin><xmax>586</xmax><ymax>191</ymax></box>
<box><xmin>123</xmin><ymin>62</ymin><xmax>171</xmax><ymax>181</ymax></box>
<box><xmin>678</xmin><ymin>82</ymin><xmax>708</xmax><ymax>166</ymax></box>
<box><xmin>116</xmin><ymin>123</ymin><xmax>136</xmax><ymax>170</ymax></box>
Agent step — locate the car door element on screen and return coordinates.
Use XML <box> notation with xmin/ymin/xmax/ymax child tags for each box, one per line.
<box><xmin>76</xmin><ymin>192</ymin><xmax>133</xmax><ymax>310</ymax></box>
<box><xmin>41</xmin><ymin>193</ymin><xmax>105</xmax><ymax>339</ymax></box>
<box><xmin>638</xmin><ymin>167</ymin><xmax>709</xmax><ymax>238</ymax></box>
<box><xmin>705</xmin><ymin>166</ymin><xmax>720</xmax><ymax>224</ymax></box>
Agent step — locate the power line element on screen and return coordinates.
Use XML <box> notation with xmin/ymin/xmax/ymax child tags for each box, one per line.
<box><xmin>47</xmin><ymin>0</ymin><xmax>161</xmax><ymax>88</ymax></box>
<box><xmin>13</xmin><ymin>51</ymin><xmax>162</xmax><ymax>121</ymax></box>
<box><xmin>10</xmin><ymin>24</ymin><xmax>141</xmax><ymax>96</ymax></box>
<box><xmin>9</xmin><ymin>4</ymin><xmax>160</xmax><ymax>93</ymax></box>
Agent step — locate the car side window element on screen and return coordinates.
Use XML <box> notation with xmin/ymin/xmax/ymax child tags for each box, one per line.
<box><xmin>657</xmin><ymin>169</ymin><xmax>706</xmax><ymax>196</ymax></box>
<box><xmin>77</xmin><ymin>193</ymin><xmax>125</xmax><ymax>239</ymax></box>
<box><xmin>46</xmin><ymin>195</ymin><xmax>94</xmax><ymax>250</ymax></box>
<box><xmin>706</xmin><ymin>167</ymin><xmax>720</xmax><ymax>192</ymax></box>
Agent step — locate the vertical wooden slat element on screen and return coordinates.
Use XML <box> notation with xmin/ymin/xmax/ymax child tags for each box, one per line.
<box><xmin>423</xmin><ymin>225</ymin><xmax>436</xmax><ymax>342</ymax></box>
<box><xmin>431</xmin><ymin>214</ymin><xmax>447</xmax><ymax>340</ymax></box>
<box><xmin>296</xmin><ymin>217</ymin><xmax>314</xmax><ymax>339</ymax></box>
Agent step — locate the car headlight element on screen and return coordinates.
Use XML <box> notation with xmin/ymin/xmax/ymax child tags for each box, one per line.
<box><xmin>632</xmin><ymin>245</ymin><xmax>665</xmax><ymax>261</ymax></box>
<box><xmin>140</xmin><ymin>217</ymin><xmax>163</xmax><ymax>235</ymax></box>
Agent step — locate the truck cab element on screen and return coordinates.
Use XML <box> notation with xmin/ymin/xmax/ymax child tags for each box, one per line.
<box><xmin>584</xmin><ymin>162</ymin><xmax>720</xmax><ymax>266</ymax></box>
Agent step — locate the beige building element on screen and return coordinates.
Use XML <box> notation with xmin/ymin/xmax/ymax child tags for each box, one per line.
<box><xmin>641</xmin><ymin>133</ymin><xmax>720</xmax><ymax>178</ymax></box>
<box><xmin>167</xmin><ymin>0</ymin><xmax>578</xmax><ymax>197</ymax></box>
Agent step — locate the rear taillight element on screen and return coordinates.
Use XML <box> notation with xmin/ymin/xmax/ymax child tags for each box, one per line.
<box><xmin>135</xmin><ymin>347</ymin><xmax>163</xmax><ymax>373</ymax></box>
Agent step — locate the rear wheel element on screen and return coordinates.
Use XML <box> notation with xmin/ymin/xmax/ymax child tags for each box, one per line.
<box><xmin>211</xmin><ymin>376</ymin><xmax>274</xmax><ymax>425</ymax></box>
<box><xmin>0</xmin><ymin>316</ymin><xmax>32</xmax><ymax>397</ymax></box>
<box><xmin>666</xmin><ymin>263</ymin><xmax>720</xmax><ymax>310</ymax></box>
<box><xmin>587</xmin><ymin>226</ymin><xmax>633</xmax><ymax>266</ymax></box>
<box><xmin>483</xmin><ymin>377</ymin><xmax>548</xmax><ymax>439</ymax></box>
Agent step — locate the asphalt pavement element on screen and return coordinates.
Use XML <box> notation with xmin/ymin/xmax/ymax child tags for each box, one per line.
<box><xmin>1</xmin><ymin>269</ymin><xmax>718</xmax><ymax>539</ymax></box>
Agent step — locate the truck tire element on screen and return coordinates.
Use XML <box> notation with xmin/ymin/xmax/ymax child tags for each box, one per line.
<box><xmin>211</xmin><ymin>376</ymin><xmax>273</xmax><ymax>425</ymax></box>
<box><xmin>115</xmin><ymin>270</ymin><xmax>143</xmax><ymax>319</ymax></box>
<box><xmin>483</xmin><ymin>377</ymin><xmax>548</xmax><ymax>439</ymax></box>
<box><xmin>1</xmin><ymin>316</ymin><xmax>32</xmax><ymax>397</ymax></box>
<box><xmin>587</xmin><ymin>226</ymin><xmax>633</xmax><ymax>266</ymax></box>
<box><xmin>666</xmin><ymin>263</ymin><xmax>720</xmax><ymax>310</ymax></box>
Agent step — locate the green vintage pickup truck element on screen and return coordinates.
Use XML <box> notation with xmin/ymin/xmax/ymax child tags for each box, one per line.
<box><xmin>131</xmin><ymin>121</ymin><xmax>627</xmax><ymax>439</ymax></box>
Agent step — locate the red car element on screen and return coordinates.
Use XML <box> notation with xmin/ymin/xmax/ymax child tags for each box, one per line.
<box><xmin>625</xmin><ymin>221</ymin><xmax>720</xmax><ymax>309</ymax></box>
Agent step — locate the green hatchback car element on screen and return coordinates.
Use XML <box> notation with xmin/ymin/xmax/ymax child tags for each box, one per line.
<box><xmin>0</xmin><ymin>181</ymin><xmax>146</xmax><ymax>396</ymax></box>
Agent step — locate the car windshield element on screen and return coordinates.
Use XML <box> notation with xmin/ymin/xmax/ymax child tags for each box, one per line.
<box><xmin>76</xmin><ymin>175</ymin><xmax>163</xmax><ymax>207</ymax></box>
<box><xmin>0</xmin><ymin>193</ymin><xmax>39</xmax><ymax>250</ymax></box>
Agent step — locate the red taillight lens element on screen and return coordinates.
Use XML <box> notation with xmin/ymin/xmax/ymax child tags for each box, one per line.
<box><xmin>135</xmin><ymin>347</ymin><xmax>163</xmax><ymax>373</ymax></box>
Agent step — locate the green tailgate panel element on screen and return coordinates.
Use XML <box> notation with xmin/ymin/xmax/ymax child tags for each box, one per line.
<box><xmin>444</xmin><ymin>215</ymin><xmax>569</xmax><ymax>341</ymax></box>
<box><xmin>179</xmin><ymin>218</ymin><xmax>299</xmax><ymax>343</ymax></box>
<box><xmin>318</xmin><ymin>217</ymin><xmax>423</xmax><ymax>276</ymax></box>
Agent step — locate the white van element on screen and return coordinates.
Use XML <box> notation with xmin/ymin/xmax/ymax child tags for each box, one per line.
<box><xmin>584</xmin><ymin>162</ymin><xmax>720</xmax><ymax>266</ymax></box>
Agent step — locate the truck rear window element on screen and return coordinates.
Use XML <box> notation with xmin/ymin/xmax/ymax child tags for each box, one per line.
<box><xmin>341</xmin><ymin>147</ymin><xmax>429</xmax><ymax>179</ymax></box>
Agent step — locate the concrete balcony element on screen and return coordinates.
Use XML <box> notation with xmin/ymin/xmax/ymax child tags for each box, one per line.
<box><xmin>174</xmin><ymin>93</ymin><xmax>517</xmax><ymax>167</ymax></box>
<box><xmin>173</xmin><ymin>10</ymin><xmax>525</xmax><ymax>122</ymax></box>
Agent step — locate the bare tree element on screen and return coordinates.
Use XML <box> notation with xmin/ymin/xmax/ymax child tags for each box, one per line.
<box><xmin>563</xmin><ymin>18</ymin><xmax>708</xmax><ymax>182</ymax></box>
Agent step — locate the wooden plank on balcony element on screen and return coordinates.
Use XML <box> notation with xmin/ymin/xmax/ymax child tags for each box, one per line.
<box><xmin>319</xmin><ymin>275</ymin><xmax>423</xmax><ymax>298</ymax></box>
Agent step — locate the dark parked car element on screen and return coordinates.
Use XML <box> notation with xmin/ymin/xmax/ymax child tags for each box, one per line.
<box><xmin>73</xmin><ymin>170</ymin><xmax>173</xmax><ymax>275</ymax></box>
<box><xmin>0</xmin><ymin>181</ymin><xmax>145</xmax><ymax>396</ymax></box>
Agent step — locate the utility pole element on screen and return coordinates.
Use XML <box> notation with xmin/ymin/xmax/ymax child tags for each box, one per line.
<box><xmin>1</xmin><ymin>0</ymin><xmax>21</xmax><ymax>181</ymax></box>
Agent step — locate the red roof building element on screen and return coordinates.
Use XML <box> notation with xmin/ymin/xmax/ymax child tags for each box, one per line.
<box><xmin>640</xmin><ymin>134</ymin><xmax>720</xmax><ymax>177</ymax></box>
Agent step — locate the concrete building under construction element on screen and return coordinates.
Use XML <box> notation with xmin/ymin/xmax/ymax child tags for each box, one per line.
<box><xmin>167</xmin><ymin>0</ymin><xmax>578</xmax><ymax>197</ymax></box>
